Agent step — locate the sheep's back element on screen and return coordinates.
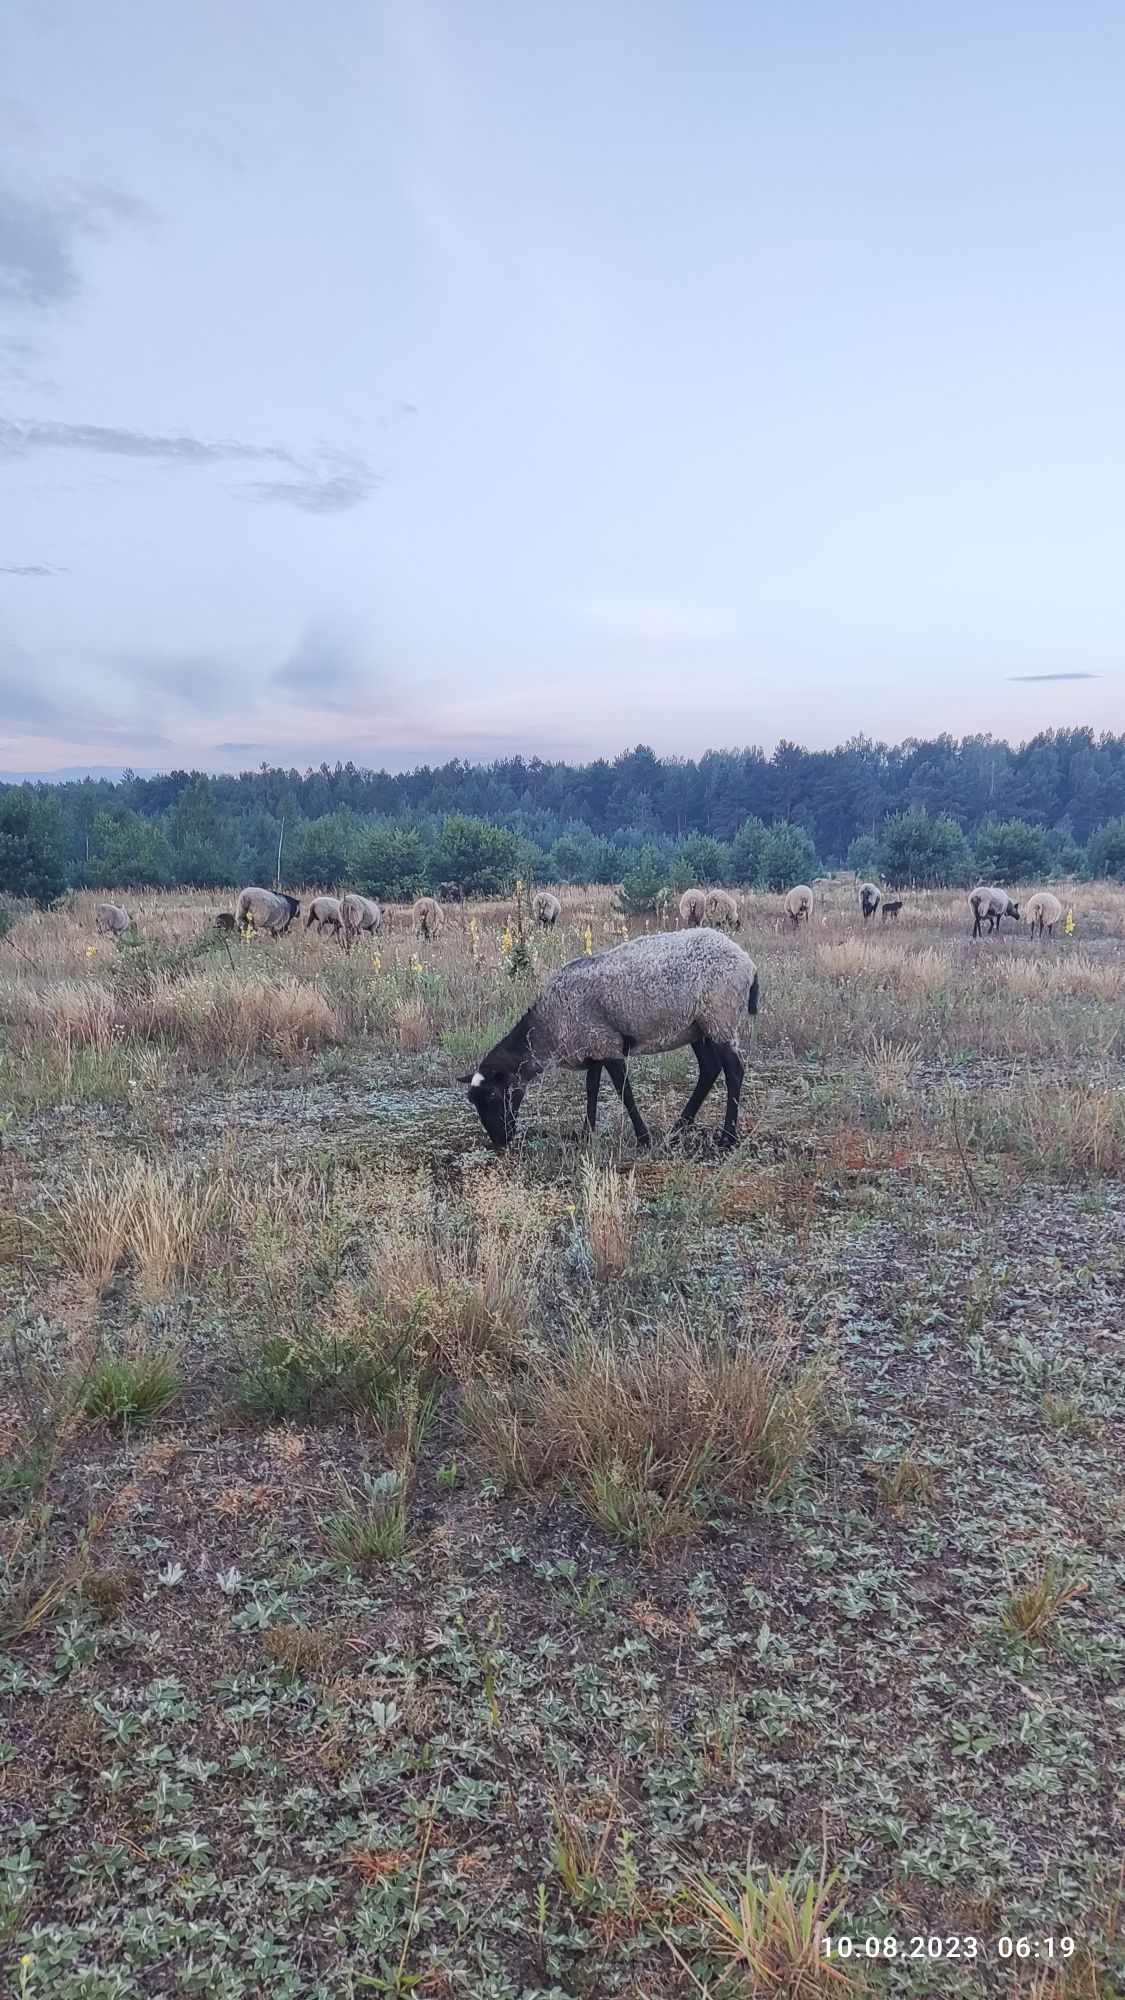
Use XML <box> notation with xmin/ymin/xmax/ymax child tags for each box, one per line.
<box><xmin>535</xmin><ymin>930</ymin><xmax>756</xmax><ymax>1064</ymax></box>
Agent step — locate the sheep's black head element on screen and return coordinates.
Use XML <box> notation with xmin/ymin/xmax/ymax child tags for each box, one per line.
<box><xmin>1009</xmin><ymin>901</ymin><xmax>1021</xmax><ymax>921</ymax></box>
<box><xmin>461</xmin><ymin>1065</ymin><xmax>525</xmax><ymax>1148</ymax></box>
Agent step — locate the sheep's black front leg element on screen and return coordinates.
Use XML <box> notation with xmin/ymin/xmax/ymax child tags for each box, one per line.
<box><xmin>603</xmin><ymin>1059</ymin><xmax>651</xmax><ymax>1147</ymax></box>
<box><xmin>669</xmin><ymin>1038</ymin><xmax>722</xmax><ymax>1137</ymax></box>
<box><xmin>715</xmin><ymin>1045</ymin><xmax>745</xmax><ymax>1148</ymax></box>
<box><xmin>584</xmin><ymin>1062</ymin><xmax>602</xmax><ymax>1135</ymax></box>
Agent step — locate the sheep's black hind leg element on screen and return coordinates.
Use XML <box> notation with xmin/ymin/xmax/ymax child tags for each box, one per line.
<box><xmin>714</xmin><ymin>1045</ymin><xmax>745</xmax><ymax>1148</ymax></box>
<box><xmin>603</xmin><ymin>1058</ymin><xmax>651</xmax><ymax>1148</ymax></box>
<box><xmin>668</xmin><ymin>1038</ymin><xmax>722</xmax><ymax>1139</ymax></box>
<box><xmin>584</xmin><ymin>1062</ymin><xmax>602</xmax><ymax>1137</ymax></box>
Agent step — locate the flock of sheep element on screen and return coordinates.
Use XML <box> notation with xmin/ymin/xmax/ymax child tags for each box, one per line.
<box><xmin>88</xmin><ymin>871</ymin><xmax>1075</xmax><ymax>1151</ymax></box>
<box><xmin>93</xmin><ymin>876</ymin><xmax>1069</xmax><ymax>949</ymax></box>
<box><xmin>675</xmin><ymin>878</ymin><xmax>1065</xmax><ymax>938</ymax></box>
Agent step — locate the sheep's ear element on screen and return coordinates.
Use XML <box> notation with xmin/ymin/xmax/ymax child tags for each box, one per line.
<box><xmin>456</xmin><ymin>1072</ymin><xmax>473</xmax><ymax>1085</ymax></box>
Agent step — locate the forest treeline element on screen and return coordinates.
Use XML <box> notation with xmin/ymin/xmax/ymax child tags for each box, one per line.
<box><xmin>3</xmin><ymin>728</ymin><xmax>1125</xmax><ymax>905</ymax></box>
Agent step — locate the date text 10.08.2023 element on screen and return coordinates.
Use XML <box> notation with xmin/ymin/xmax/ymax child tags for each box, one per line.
<box><xmin>822</xmin><ymin>1936</ymin><xmax>1076</xmax><ymax>1963</ymax></box>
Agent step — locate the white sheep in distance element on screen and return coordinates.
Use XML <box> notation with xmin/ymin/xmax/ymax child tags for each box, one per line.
<box><xmin>412</xmin><ymin>896</ymin><xmax>444</xmax><ymax>939</ymax></box>
<box><xmin>859</xmin><ymin>882</ymin><xmax>881</xmax><ymax>920</ymax></box>
<box><xmin>1025</xmin><ymin>890</ymin><xmax>1064</xmax><ymax>938</ymax></box>
<box><xmin>532</xmin><ymin>891</ymin><xmax>562</xmax><ymax>927</ymax></box>
<box><xmin>341</xmin><ymin>892</ymin><xmax>383</xmax><ymax>943</ymax></box>
<box><xmin>235</xmin><ymin>887</ymin><xmax>301</xmax><ymax>936</ymax></box>
<box><xmin>704</xmin><ymin>888</ymin><xmax>741</xmax><ymax>931</ymax></box>
<box><xmin>969</xmin><ymin>885</ymin><xmax>1021</xmax><ymax>937</ymax></box>
<box><xmin>784</xmin><ymin>885</ymin><xmax>814</xmax><ymax>924</ymax></box>
<box><xmin>95</xmin><ymin>901</ymin><xmax>131</xmax><ymax>938</ymax></box>
<box><xmin>678</xmin><ymin>888</ymin><xmax>707</xmax><ymax>928</ymax></box>
<box><xmin>461</xmin><ymin>927</ymin><xmax>759</xmax><ymax>1152</ymax></box>
<box><xmin>306</xmin><ymin>895</ymin><xmax>345</xmax><ymax>941</ymax></box>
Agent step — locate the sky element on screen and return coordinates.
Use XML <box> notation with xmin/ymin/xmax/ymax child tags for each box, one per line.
<box><xmin>1</xmin><ymin>0</ymin><xmax>1123</xmax><ymax>777</ymax></box>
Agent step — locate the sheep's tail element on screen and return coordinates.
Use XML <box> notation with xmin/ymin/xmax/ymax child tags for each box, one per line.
<box><xmin>747</xmin><ymin>971</ymin><xmax>760</xmax><ymax>1017</ymax></box>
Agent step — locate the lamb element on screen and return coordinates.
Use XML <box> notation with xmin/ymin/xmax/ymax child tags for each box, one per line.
<box><xmin>532</xmin><ymin>891</ymin><xmax>562</xmax><ymax>927</ymax></box>
<box><xmin>784</xmin><ymin>885</ymin><xmax>814</xmax><ymax>925</ymax></box>
<box><xmin>235</xmin><ymin>886</ymin><xmax>301</xmax><ymax>936</ymax></box>
<box><xmin>880</xmin><ymin>899</ymin><xmax>903</xmax><ymax>922</ymax></box>
<box><xmin>341</xmin><ymin>892</ymin><xmax>383</xmax><ymax>942</ymax></box>
<box><xmin>704</xmin><ymin>888</ymin><xmax>741</xmax><ymax>930</ymax></box>
<box><xmin>214</xmin><ymin>912</ymin><xmax>238</xmax><ymax>934</ymax></box>
<box><xmin>95</xmin><ymin>901</ymin><xmax>130</xmax><ymax>938</ymax></box>
<box><xmin>859</xmin><ymin>882</ymin><xmax>881</xmax><ymax>920</ymax></box>
<box><xmin>969</xmin><ymin>885</ymin><xmax>1020</xmax><ymax>937</ymax></box>
<box><xmin>306</xmin><ymin>895</ymin><xmax>346</xmax><ymax>941</ymax></box>
<box><xmin>679</xmin><ymin>888</ymin><xmax>707</xmax><ymax>928</ymax></box>
<box><xmin>1025</xmin><ymin>890</ymin><xmax>1064</xmax><ymax>938</ymax></box>
<box><xmin>462</xmin><ymin>927</ymin><xmax>759</xmax><ymax>1152</ymax></box>
<box><xmin>412</xmin><ymin>896</ymin><xmax>444</xmax><ymax>939</ymax></box>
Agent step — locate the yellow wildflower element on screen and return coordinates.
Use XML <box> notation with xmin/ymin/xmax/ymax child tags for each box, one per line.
<box><xmin>410</xmin><ymin>954</ymin><xmax>423</xmax><ymax>974</ymax></box>
<box><xmin>584</xmin><ymin>925</ymin><xmax>593</xmax><ymax>956</ymax></box>
<box><xmin>501</xmin><ymin>925</ymin><xmax>513</xmax><ymax>952</ymax></box>
<box><xmin>372</xmin><ymin>951</ymin><xmax>382</xmax><ymax>971</ymax></box>
<box><xmin>85</xmin><ymin>943</ymin><xmax>96</xmax><ymax>958</ymax></box>
<box><xmin>1064</xmin><ymin>907</ymin><xmax>1074</xmax><ymax>934</ymax></box>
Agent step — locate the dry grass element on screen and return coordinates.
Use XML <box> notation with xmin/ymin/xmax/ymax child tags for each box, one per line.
<box><xmin>461</xmin><ymin>1315</ymin><xmax>826</xmax><ymax>1552</ymax></box>
<box><xmin>1001</xmin><ymin>1557</ymin><xmax>1090</xmax><ymax>1645</ymax></box>
<box><xmin>40</xmin><ymin>1155</ymin><xmax>227</xmax><ymax>1298</ymax></box>
<box><xmin>582</xmin><ymin>1158</ymin><xmax>639</xmax><ymax>1279</ymax></box>
<box><xmin>673</xmin><ymin>1849</ymin><xmax>862</xmax><ymax>1996</ymax></box>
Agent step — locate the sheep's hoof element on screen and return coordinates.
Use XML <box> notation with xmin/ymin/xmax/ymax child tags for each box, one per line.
<box><xmin>713</xmin><ymin>1129</ymin><xmax>740</xmax><ymax>1150</ymax></box>
<box><xmin>633</xmin><ymin>1130</ymin><xmax>652</xmax><ymax>1150</ymax></box>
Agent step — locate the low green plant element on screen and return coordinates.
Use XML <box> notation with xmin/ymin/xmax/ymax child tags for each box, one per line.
<box><xmin>321</xmin><ymin>1469</ymin><xmax>409</xmax><ymax>1570</ymax></box>
<box><xmin>81</xmin><ymin>1348</ymin><xmax>182</xmax><ymax>1430</ymax></box>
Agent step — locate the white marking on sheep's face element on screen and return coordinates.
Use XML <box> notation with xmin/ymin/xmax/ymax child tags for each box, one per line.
<box><xmin>470</xmin><ymin>1071</ymin><xmax>485</xmax><ymax>1089</ymax></box>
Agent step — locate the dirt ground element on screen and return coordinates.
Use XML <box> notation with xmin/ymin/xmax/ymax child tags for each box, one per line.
<box><xmin>0</xmin><ymin>881</ymin><xmax>1122</xmax><ymax>1997</ymax></box>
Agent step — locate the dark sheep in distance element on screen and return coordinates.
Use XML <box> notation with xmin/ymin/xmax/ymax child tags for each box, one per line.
<box><xmin>880</xmin><ymin>899</ymin><xmax>903</xmax><ymax>921</ymax></box>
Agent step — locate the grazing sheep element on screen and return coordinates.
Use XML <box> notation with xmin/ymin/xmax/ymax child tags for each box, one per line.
<box><xmin>705</xmin><ymin>888</ymin><xmax>741</xmax><ymax>931</ymax></box>
<box><xmin>1025</xmin><ymin>890</ymin><xmax>1064</xmax><ymax>938</ymax></box>
<box><xmin>95</xmin><ymin>901</ymin><xmax>130</xmax><ymax>938</ymax></box>
<box><xmin>784</xmin><ymin>885</ymin><xmax>814</xmax><ymax>925</ymax></box>
<box><xmin>412</xmin><ymin>896</ymin><xmax>444</xmax><ymax>940</ymax></box>
<box><xmin>969</xmin><ymin>885</ymin><xmax>1021</xmax><ymax>937</ymax></box>
<box><xmin>462</xmin><ymin>927</ymin><xmax>759</xmax><ymax>1152</ymax></box>
<box><xmin>235</xmin><ymin>886</ymin><xmax>301</xmax><ymax>936</ymax></box>
<box><xmin>306</xmin><ymin>895</ymin><xmax>346</xmax><ymax>941</ymax></box>
<box><xmin>880</xmin><ymin>899</ymin><xmax>903</xmax><ymax>922</ymax></box>
<box><xmin>678</xmin><ymin>888</ymin><xmax>707</xmax><ymax>928</ymax></box>
<box><xmin>532</xmin><ymin>891</ymin><xmax>562</xmax><ymax>928</ymax></box>
<box><xmin>214</xmin><ymin>912</ymin><xmax>238</xmax><ymax>934</ymax></box>
<box><xmin>341</xmin><ymin>892</ymin><xmax>383</xmax><ymax>942</ymax></box>
<box><xmin>859</xmin><ymin>882</ymin><xmax>881</xmax><ymax>920</ymax></box>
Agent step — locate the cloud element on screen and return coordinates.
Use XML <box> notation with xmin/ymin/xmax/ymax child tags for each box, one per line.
<box><xmin>0</xmin><ymin>563</ymin><xmax>67</xmax><ymax>576</ymax></box>
<box><xmin>0</xmin><ymin>181</ymin><xmax>146</xmax><ymax>309</ymax></box>
<box><xmin>0</xmin><ymin>416</ymin><xmax>295</xmax><ymax>468</ymax></box>
<box><xmin>242</xmin><ymin>468</ymin><xmax>380</xmax><ymax>514</ymax></box>
<box><xmin>114</xmin><ymin>656</ymin><xmax>231</xmax><ymax>711</ymax></box>
<box><xmin>0</xmin><ymin>417</ymin><xmax>380</xmax><ymax>512</ymax></box>
<box><xmin>1007</xmin><ymin>671</ymin><xmax>1102</xmax><ymax>683</ymax></box>
<box><xmin>271</xmin><ymin>618</ymin><xmax>372</xmax><ymax>710</ymax></box>
<box><xmin>0</xmin><ymin>652</ymin><xmax>171</xmax><ymax>748</ymax></box>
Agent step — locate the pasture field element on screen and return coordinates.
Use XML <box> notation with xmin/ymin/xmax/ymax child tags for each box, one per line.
<box><xmin>0</xmin><ymin>881</ymin><xmax>1123</xmax><ymax>1999</ymax></box>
